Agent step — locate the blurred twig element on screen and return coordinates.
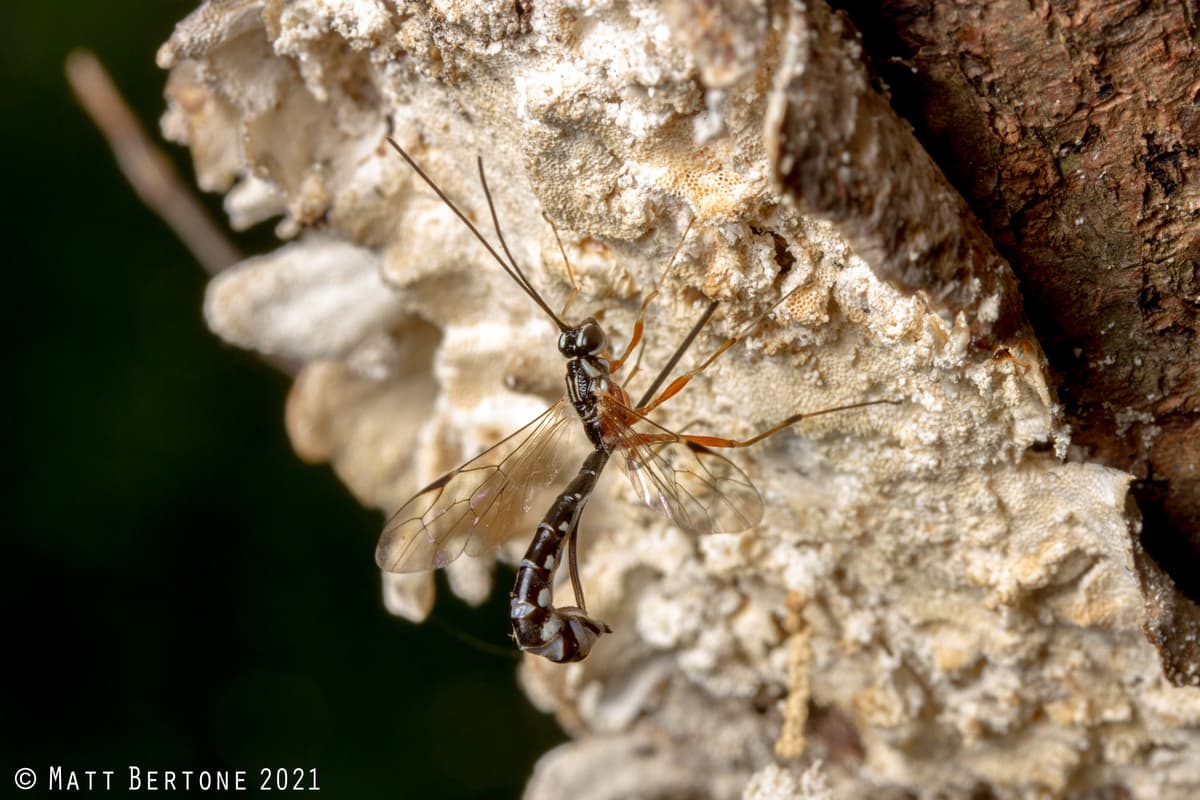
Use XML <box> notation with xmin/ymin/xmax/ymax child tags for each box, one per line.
<box><xmin>65</xmin><ymin>49</ymin><xmax>241</xmax><ymax>274</ymax></box>
<box><xmin>66</xmin><ymin>49</ymin><xmax>299</xmax><ymax>375</ymax></box>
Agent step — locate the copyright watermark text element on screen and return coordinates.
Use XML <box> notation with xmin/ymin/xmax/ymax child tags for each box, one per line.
<box><xmin>13</xmin><ymin>766</ymin><xmax>320</xmax><ymax>792</ymax></box>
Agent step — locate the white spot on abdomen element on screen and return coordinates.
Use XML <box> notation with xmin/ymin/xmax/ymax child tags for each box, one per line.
<box><xmin>541</xmin><ymin>615</ymin><xmax>563</xmax><ymax>640</ymax></box>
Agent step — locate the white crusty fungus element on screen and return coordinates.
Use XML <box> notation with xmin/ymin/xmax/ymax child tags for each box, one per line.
<box><xmin>161</xmin><ymin>1</ymin><xmax>1200</xmax><ymax>797</ymax></box>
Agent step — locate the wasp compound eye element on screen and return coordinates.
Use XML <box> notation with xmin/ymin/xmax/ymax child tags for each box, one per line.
<box><xmin>558</xmin><ymin>320</ymin><xmax>607</xmax><ymax>357</ymax></box>
<box><xmin>579</xmin><ymin>321</ymin><xmax>607</xmax><ymax>355</ymax></box>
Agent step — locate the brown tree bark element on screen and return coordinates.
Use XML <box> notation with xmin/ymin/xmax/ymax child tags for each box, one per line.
<box><xmin>841</xmin><ymin>0</ymin><xmax>1199</xmax><ymax>595</ymax></box>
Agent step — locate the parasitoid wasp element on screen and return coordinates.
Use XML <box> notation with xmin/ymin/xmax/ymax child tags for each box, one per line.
<box><xmin>376</xmin><ymin>137</ymin><xmax>894</xmax><ymax>662</ymax></box>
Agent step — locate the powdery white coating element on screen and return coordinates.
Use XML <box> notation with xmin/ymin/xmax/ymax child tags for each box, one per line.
<box><xmin>162</xmin><ymin>1</ymin><xmax>1200</xmax><ymax>797</ymax></box>
<box><xmin>744</xmin><ymin>762</ymin><xmax>833</xmax><ymax>800</ymax></box>
<box><xmin>204</xmin><ymin>235</ymin><xmax>400</xmax><ymax>365</ymax></box>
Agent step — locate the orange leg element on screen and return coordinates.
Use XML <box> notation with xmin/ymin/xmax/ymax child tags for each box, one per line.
<box><xmin>609</xmin><ymin>289</ymin><xmax>656</xmax><ymax>371</ymax></box>
<box><xmin>634</xmin><ymin>336</ymin><xmax>734</xmax><ymax>415</ymax></box>
<box><xmin>634</xmin><ymin>280</ymin><xmax>809</xmax><ymax>417</ymax></box>
<box><xmin>681</xmin><ymin>399</ymin><xmax>901</xmax><ymax>449</ymax></box>
<box><xmin>610</xmin><ymin>219</ymin><xmax>695</xmax><ymax>373</ymax></box>
<box><xmin>620</xmin><ymin>399</ymin><xmax>899</xmax><ymax>452</ymax></box>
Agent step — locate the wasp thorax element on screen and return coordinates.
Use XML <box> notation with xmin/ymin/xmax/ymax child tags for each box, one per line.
<box><xmin>558</xmin><ymin>319</ymin><xmax>608</xmax><ymax>358</ymax></box>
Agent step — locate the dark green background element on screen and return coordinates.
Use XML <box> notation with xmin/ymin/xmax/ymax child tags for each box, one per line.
<box><xmin>4</xmin><ymin>2</ymin><xmax>563</xmax><ymax>797</ymax></box>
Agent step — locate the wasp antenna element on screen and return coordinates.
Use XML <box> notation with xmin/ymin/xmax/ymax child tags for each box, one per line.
<box><xmin>384</xmin><ymin>137</ymin><xmax>568</xmax><ymax>331</ymax></box>
<box><xmin>543</xmin><ymin>212</ymin><xmax>580</xmax><ymax>319</ymax></box>
<box><xmin>476</xmin><ymin>157</ymin><xmax>570</xmax><ymax>331</ymax></box>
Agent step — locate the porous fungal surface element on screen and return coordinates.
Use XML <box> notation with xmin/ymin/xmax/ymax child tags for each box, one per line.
<box><xmin>161</xmin><ymin>1</ymin><xmax>1200</xmax><ymax>797</ymax></box>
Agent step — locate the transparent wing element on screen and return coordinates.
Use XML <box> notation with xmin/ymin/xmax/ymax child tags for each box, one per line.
<box><xmin>599</xmin><ymin>394</ymin><xmax>763</xmax><ymax>534</ymax></box>
<box><xmin>377</xmin><ymin>398</ymin><xmax>584</xmax><ymax>573</ymax></box>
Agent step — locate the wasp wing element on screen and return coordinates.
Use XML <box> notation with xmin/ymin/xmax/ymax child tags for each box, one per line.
<box><xmin>598</xmin><ymin>394</ymin><xmax>763</xmax><ymax>534</ymax></box>
<box><xmin>376</xmin><ymin>398</ymin><xmax>584</xmax><ymax>573</ymax></box>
